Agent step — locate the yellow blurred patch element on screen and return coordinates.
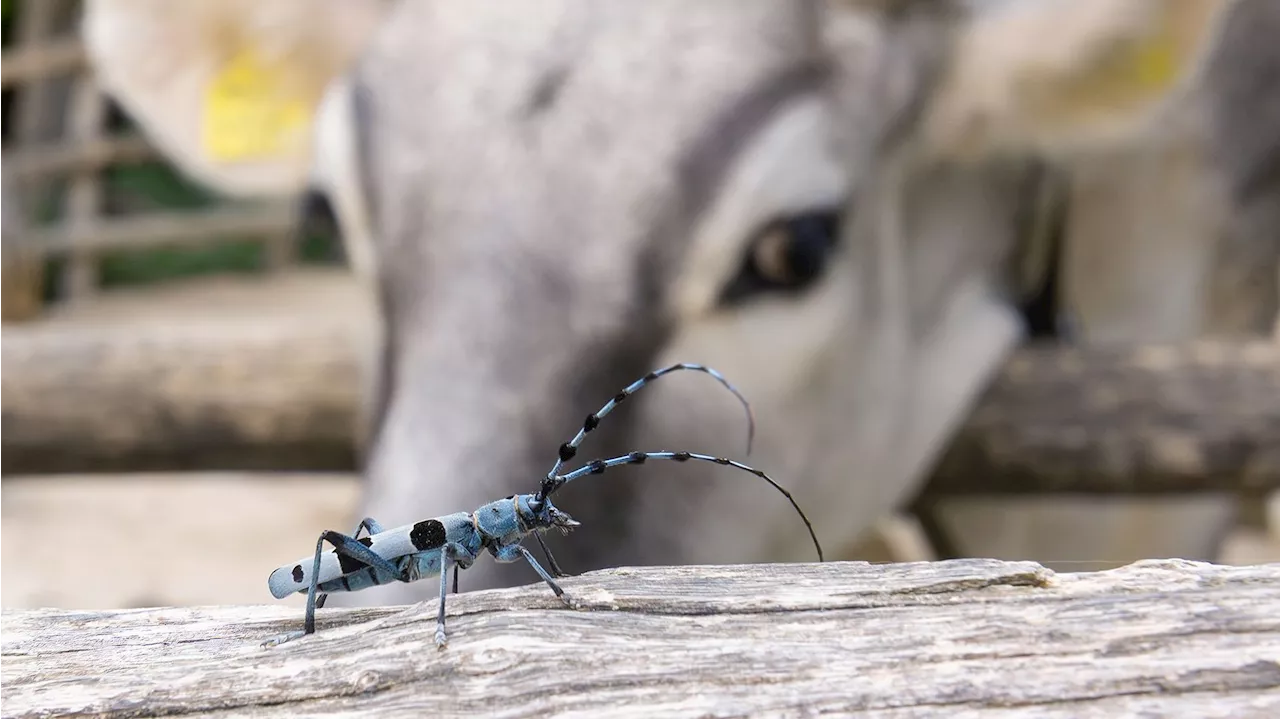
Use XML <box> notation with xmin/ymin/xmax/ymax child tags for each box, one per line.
<box><xmin>1089</xmin><ymin>30</ymin><xmax>1180</xmax><ymax>104</ymax></box>
<box><xmin>1131</xmin><ymin>34</ymin><xmax>1178</xmax><ymax>91</ymax></box>
<box><xmin>1020</xmin><ymin>1</ymin><xmax>1216</xmax><ymax>133</ymax></box>
<box><xmin>202</xmin><ymin>47</ymin><xmax>314</xmax><ymax>162</ymax></box>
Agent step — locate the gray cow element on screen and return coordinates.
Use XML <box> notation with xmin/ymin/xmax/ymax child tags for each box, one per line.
<box><xmin>84</xmin><ymin>0</ymin><xmax>1244</xmax><ymax>604</ymax></box>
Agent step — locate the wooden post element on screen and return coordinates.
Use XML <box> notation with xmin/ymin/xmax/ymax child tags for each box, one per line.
<box><xmin>13</xmin><ymin>1</ymin><xmax>61</xmax><ymax>146</ymax></box>
<box><xmin>1</xmin><ymin>174</ymin><xmax>45</xmax><ymax>323</ymax></box>
<box><xmin>60</xmin><ymin>71</ymin><xmax>107</xmax><ymax>301</ymax></box>
<box><xmin>263</xmin><ymin>226</ymin><xmax>300</xmax><ymax>272</ymax></box>
<box><xmin>3</xmin><ymin>0</ymin><xmax>63</xmax><ymax>321</ymax></box>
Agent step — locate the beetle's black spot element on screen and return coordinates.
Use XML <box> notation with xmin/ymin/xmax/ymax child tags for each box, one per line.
<box><xmin>292</xmin><ymin>564</ymin><xmax>304</xmax><ymax>583</ymax></box>
<box><xmin>673</xmin><ymin>452</ymin><xmax>691</xmax><ymax>462</ymax></box>
<box><xmin>324</xmin><ymin>531</ymin><xmax>368</xmax><ymax>575</ymax></box>
<box><xmin>627</xmin><ymin>451</ymin><xmax>646</xmax><ymax>464</ymax></box>
<box><xmin>613</xmin><ymin>392</ymin><xmax>628</xmax><ymax>404</ymax></box>
<box><xmin>504</xmin><ymin>495</ymin><xmax>515</xmax><ymax>500</ymax></box>
<box><xmin>644</xmin><ymin>371</ymin><xmax>659</xmax><ymax>382</ymax></box>
<box><xmin>589</xmin><ymin>459</ymin><xmax>607</xmax><ymax>474</ymax></box>
<box><xmin>335</xmin><ymin>550</ymin><xmax>365</xmax><ymax>576</ymax></box>
<box><xmin>559</xmin><ymin>443</ymin><xmax>577</xmax><ymax>462</ymax></box>
<box><xmin>410</xmin><ymin>519</ymin><xmax>447</xmax><ymax>552</ymax></box>
<box><xmin>583</xmin><ymin>414</ymin><xmax>600</xmax><ymax>432</ymax></box>
<box><xmin>714</xmin><ymin>456</ymin><xmax>731</xmax><ymax>465</ymax></box>
<box><xmin>491</xmin><ymin>506</ymin><xmax>501</xmax><ymax>515</ymax></box>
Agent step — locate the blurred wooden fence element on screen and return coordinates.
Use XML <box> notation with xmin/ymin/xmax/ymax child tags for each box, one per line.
<box><xmin>1</xmin><ymin>0</ymin><xmax>299</xmax><ymax>321</ymax></box>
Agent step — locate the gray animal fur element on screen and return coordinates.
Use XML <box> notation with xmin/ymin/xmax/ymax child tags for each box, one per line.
<box><xmin>342</xmin><ymin>0</ymin><xmax>1231</xmax><ymax>604</ymax></box>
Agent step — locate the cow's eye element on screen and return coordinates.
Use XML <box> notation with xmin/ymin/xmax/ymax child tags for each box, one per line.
<box><xmin>718</xmin><ymin>209</ymin><xmax>844</xmax><ymax>306</ymax></box>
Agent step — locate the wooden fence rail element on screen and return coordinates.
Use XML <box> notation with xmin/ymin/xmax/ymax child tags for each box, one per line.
<box><xmin>5</xmin><ymin>134</ymin><xmax>155</xmax><ymax>179</ymax></box>
<box><xmin>0</xmin><ymin>36</ymin><xmax>86</xmax><ymax>87</ymax></box>
<box><xmin>3</xmin><ymin>304</ymin><xmax>1278</xmax><ymax>496</ymax></box>
<box><xmin>3</xmin><ymin>559</ymin><xmax>1278</xmax><ymax>718</ymax></box>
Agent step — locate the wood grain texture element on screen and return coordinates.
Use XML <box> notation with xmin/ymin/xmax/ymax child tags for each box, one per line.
<box><xmin>3</xmin><ymin>559</ymin><xmax>1278</xmax><ymax>718</ymax></box>
<box><xmin>4</xmin><ymin>296</ymin><xmax>1277</xmax><ymax>493</ymax></box>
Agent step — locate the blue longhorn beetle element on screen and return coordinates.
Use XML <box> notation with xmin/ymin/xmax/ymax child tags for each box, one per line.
<box><xmin>265</xmin><ymin>363</ymin><xmax>824</xmax><ymax>648</ymax></box>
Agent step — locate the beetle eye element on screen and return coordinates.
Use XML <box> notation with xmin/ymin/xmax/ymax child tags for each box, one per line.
<box><xmin>718</xmin><ymin>209</ymin><xmax>843</xmax><ymax>306</ymax></box>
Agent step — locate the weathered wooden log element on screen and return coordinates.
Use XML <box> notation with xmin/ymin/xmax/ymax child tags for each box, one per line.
<box><xmin>2</xmin><ymin>559</ymin><xmax>1277</xmax><ymax>718</ymax></box>
<box><xmin>0</xmin><ymin>319</ymin><xmax>360</xmax><ymax>473</ymax></box>
<box><xmin>928</xmin><ymin>341</ymin><xmax>1280</xmax><ymax>495</ymax></box>
<box><xmin>3</xmin><ymin>313</ymin><xmax>1278</xmax><ymax>492</ymax></box>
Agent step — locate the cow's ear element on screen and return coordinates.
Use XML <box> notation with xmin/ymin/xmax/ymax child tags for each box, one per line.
<box><xmin>921</xmin><ymin>0</ymin><xmax>1234</xmax><ymax>161</ymax></box>
<box><xmin>82</xmin><ymin>0</ymin><xmax>391</xmax><ymax>197</ymax></box>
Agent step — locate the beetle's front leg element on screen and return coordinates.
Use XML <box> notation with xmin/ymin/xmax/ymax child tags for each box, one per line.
<box><xmin>531</xmin><ymin>531</ymin><xmax>569</xmax><ymax>578</ymax></box>
<box><xmin>493</xmin><ymin>543</ymin><xmax>581</xmax><ymax>610</ymax></box>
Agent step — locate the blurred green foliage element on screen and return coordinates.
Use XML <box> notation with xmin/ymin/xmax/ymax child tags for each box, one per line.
<box><xmin>94</xmin><ymin>161</ymin><xmax>341</xmax><ymax>289</ymax></box>
<box><xmin>95</xmin><ymin>162</ymin><xmax>247</xmax><ymax>287</ymax></box>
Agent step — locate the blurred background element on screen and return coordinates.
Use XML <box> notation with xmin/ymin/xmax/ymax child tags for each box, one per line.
<box><xmin>2</xmin><ymin>0</ymin><xmax>1278</xmax><ymax>612</ymax></box>
<box><xmin>2</xmin><ymin>0</ymin><xmax>367</xmax><ymax>610</ymax></box>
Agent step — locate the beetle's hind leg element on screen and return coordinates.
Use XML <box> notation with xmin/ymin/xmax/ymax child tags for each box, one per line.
<box><xmin>263</xmin><ymin>528</ymin><xmax>407</xmax><ymax>649</ymax></box>
<box><xmin>436</xmin><ymin>545</ymin><xmax>460</xmax><ymax>648</ymax></box>
<box><xmin>310</xmin><ymin>519</ymin><xmax>386</xmax><ymax>613</ymax></box>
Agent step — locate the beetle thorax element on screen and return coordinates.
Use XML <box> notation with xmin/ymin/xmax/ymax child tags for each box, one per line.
<box><xmin>472</xmin><ymin>495</ymin><xmax>526</xmax><ymax>543</ymax></box>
